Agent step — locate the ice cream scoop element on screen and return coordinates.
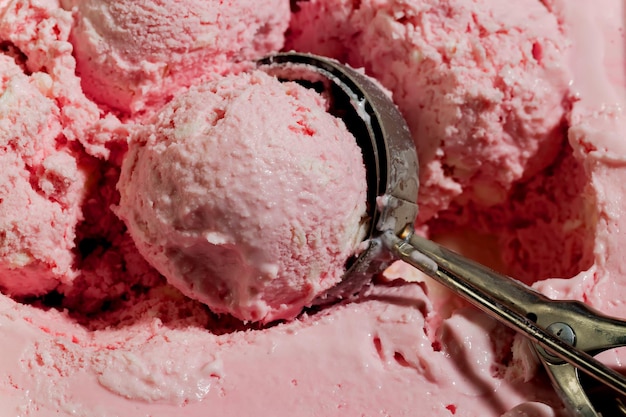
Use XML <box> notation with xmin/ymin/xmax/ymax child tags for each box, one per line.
<box><xmin>115</xmin><ymin>70</ymin><xmax>368</xmax><ymax>324</ymax></box>
<box><xmin>258</xmin><ymin>52</ymin><xmax>626</xmax><ymax>417</ymax></box>
<box><xmin>258</xmin><ymin>52</ymin><xmax>420</xmax><ymax>303</ymax></box>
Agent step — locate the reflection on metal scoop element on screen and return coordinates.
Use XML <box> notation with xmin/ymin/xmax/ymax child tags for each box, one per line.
<box><xmin>259</xmin><ymin>52</ymin><xmax>626</xmax><ymax>417</ymax></box>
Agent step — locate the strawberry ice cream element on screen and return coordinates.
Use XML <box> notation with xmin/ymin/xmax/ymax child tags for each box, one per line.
<box><xmin>60</xmin><ymin>0</ymin><xmax>290</xmax><ymax>113</ymax></box>
<box><xmin>0</xmin><ymin>0</ymin><xmax>624</xmax><ymax>416</ymax></box>
<box><xmin>0</xmin><ymin>0</ymin><xmax>100</xmax><ymax>297</ymax></box>
<box><xmin>115</xmin><ymin>71</ymin><xmax>368</xmax><ymax>323</ymax></box>
<box><xmin>288</xmin><ymin>0</ymin><xmax>571</xmax><ymax>222</ymax></box>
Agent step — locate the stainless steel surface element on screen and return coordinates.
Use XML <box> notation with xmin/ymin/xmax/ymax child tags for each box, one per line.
<box><xmin>259</xmin><ymin>52</ymin><xmax>626</xmax><ymax>416</ymax></box>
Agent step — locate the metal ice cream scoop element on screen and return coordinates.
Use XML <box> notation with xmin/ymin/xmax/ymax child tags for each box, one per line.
<box><xmin>258</xmin><ymin>52</ymin><xmax>626</xmax><ymax>417</ymax></box>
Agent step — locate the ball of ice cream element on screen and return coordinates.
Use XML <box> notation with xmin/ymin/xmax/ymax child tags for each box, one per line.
<box><xmin>62</xmin><ymin>0</ymin><xmax>290</xmax><ymax>113</ymax></box>
<box><xmin>116</xmin><ymin>70</ymin><xmax>368</xmax><ymax>323</ymax></box>
<box><xmin>288</xmin><ymin>0</ymin><xmax>571</xmax><ymax>221</ymax></box>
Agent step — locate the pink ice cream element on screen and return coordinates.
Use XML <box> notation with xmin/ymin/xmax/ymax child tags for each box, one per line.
<box><xmin>60</xmin><ymin>0</ymin><xmax>290</xmax><ymax>113</ymax></box>
<box><xmin>0</xmin><ymin>0</ymin><xmax>625</xmax><ymax>416</ymax></box>
<box><xmin>0</xmin><ymin>277</ymin><xmax>563</xmax><ymax>416</ymax></box>
<box><xmin>115</xmin><ymin>71</ymin><xmax>368</xmax><ymax>323</ymax></box>
<box><xmin>288</xmin><ymin>0</ymin><xmax>571</xmax><ymax>222</ymax></box>
<box><xmin>0</xmin><ymin>0</ymin><xmax>101</xmax><ymax>297</ymax></box>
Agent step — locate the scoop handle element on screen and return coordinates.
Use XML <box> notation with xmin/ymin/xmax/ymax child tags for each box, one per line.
<box><xmin>382</xmin><ymin>230</ymin><xmax>626</xmax><ymax>400</ymax></box>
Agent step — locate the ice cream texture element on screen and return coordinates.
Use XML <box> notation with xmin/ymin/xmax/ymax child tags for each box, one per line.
<box><xmin>115</xmin><ymin>71</ymin><xmax>368</xmax><ymax>323</ymax></box>
<box><xmin>61</xmin><ymin>0</ymin><xmax>290</xmax><ymax>113</ymax></box>
<box><xmin>0</xmin><ymin>0</ymin><xmax>625</xmax><ymax>416</ymax></box>
<box><xmin>288</xmin><ymin>0</ymin><xmax>571</xmax><ymax>223</ymax></box>
<box><xmin>0</xmin><ymin>0</ymin><xmax>100</xmax><ymax>297</ymax></box>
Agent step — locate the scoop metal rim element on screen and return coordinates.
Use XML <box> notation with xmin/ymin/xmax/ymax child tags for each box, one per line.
<box><xmin>259</xmin><ymin>52</ymin><xmax>626</xmax><ymax>416</ymax></box>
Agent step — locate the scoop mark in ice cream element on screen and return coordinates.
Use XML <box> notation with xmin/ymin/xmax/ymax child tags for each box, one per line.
<box><xmin>288</xmin><ymin>0</ymin><xmax>572</xmax><ymax>221</ymax></box>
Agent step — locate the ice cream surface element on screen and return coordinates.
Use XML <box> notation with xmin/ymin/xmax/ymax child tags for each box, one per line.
<box><xmin>0</xmin><ymin>0</ymin><xmax>101</xmax><ymax>297</ymax></box>
<box><xmin>61</xmin><ymin>0</ymin><xmax>290</xmax><ymax>113</ymax></box>
<box><xmin>115</xmin><ymin>70</ymin><xmax>367</xmax><ymax>323</ymax></box>
<box><xmin>0</xmin><ymin>0</ymin><xmax>625</xmax><ymax>416</ymax></box>
<box><xmin>288</xmin><ymin>0</ymin><xmax>571</xmax><ymax>222</ymax></box>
